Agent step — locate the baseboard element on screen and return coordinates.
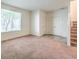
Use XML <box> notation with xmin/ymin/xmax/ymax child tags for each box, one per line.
<box><xmin>2</xmin><ymin>34</ymin><xmax>44</xmax><ymax>42</ymax></box>
<box><xmin>1</xmin><ymin>34</ymin><xmax>33</xmax><ymax>42</ymax></box>
<box><xmin>42</xmin><ymin>34</ymin><xmax>53</xmax><ymax>36</ymax></box>
<box><xmin>42</xmin><ymin>34</ymin><xmax>67</xmax><ymax>39</ymax></box>
<box><xmin>52</xmin><ymin>35</ymin><xmax>67</xmax><ymax>39</ymax></box>
<box><xmin>2</xmin><ymin>34</ymin><xmax>67</xmax><ymax>42</ymax></box>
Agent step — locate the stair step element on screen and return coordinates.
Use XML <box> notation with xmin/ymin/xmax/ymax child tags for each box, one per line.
<box><xmin>73</xmin><ymin>24</ymin><xmax>77</xmax><ymax>25</ymax></box>
<box><xmin>73</xmin><ymin>23</ymin><xmax>77</xmax><ymax>24</ymax></box>
<box><xmin>71</xmin><ymin>26</ymin><xmax>77</xmax><ymax>29</ymax></box>
<box><xmin>71</xmin><ymin>30</ymin><xmax>77</xmax><ymax>32</ymax></box>
<box><xmin>73</xmin><ymin>21</ymin><xmax>77</xmax><ymax>23</ymax></box>
<box><xmin>71</xmin><ymin>31</ymin><xmax>77</xmax><ymax>33</ymax></box>
<box><xmin>71</xmin><ymin>43</ymin><xmax>77</xmax><ymax>47</ymax></box>
<box><xmin>71</xmin><ymin>33</ymin><xmax>77</xmax><ymax>36</ymax></box>
<box><xmin>71</xmin><ymin>29</ymin><xmax>77</xmax><ymax>31</ymax></box>
<box><xmin>71</xmin><ymin>33</ymin><xmax>77</xmax><ymax>35</ymax></box>
<box><xmin>73</xmin><ymin>22</ymin><xmax>77</xmax><ymax>24</ymax></box>
<box><xmin>71</xmin><ymin>33</ymin><xmax>77</xmax><ymax>34</ymax></box>
<box><xmin>71</xmin><ymin>28</ymin><xmax>77</xmax><ymax>31</ymax></box>
<box><xmin>73</xmin><ymin>26</ymin><xmax>77</xmax><ymax>28</ymax></box>
<box><xmin>72</xmin><ymin>24</ymin><xmax>77</xmax><ymax>26</ymax></box>
<box><xmin>71</xmin><ymin>35</ymin><xmax>77</xmax><ymax>38</ymax></box>
<box><xmin>71</xmin><ymin>36</ymin><xmax>77</xmax><ymax>38</ymax></box>
<box><xmin>71</xmin><ymin>37</ymin><xmax>77</xmax><ymax>40</ymax></box>
<box><xmin>71</xmin><ymin>41</ymin><xmax>77</xmax><ymax>45</ymax></box>
<box><xmin>71</xmin><ymin>38</ymin><xmax>77</xmax><ymax>42</ymax></box>
<box><xmin>71</xmin><ymin>41</ymin><xmax>77</xmax><ymax>44</ymax></box>
<box><xmin>71</xmin><ymin>27</ymin><xmax>77</xmax><ymax>29</ymax></box>
<box><xmin>73</xmin><ymin>22</ymin><xmax>77</xmax><ymax>23</ymax></box>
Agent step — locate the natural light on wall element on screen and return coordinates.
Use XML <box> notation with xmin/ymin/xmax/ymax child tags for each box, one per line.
<box><xmin>1</xmin><ymin>9</ymin><xmax>21</xmax><ymax>32</ymax></box>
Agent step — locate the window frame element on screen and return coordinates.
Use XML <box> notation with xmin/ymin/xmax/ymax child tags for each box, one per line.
<box><xmin>1</xmin><ymin>8</ymin><xmax>22</xmax><ymax>32</ymax></box>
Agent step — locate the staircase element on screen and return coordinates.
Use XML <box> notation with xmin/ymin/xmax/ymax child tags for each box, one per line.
<box><xmin>71</xmin><ymin>21</ymin><xmax>77</xmax><ymax>47</ymax></box>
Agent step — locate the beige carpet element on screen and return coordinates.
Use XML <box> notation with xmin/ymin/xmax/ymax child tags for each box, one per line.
<box><xmin>1</xmin><ymin>35</ymin><xmax>77</xmax><ymax>59</ymax></box>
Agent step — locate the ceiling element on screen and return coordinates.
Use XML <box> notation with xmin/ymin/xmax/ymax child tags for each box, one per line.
<box><xmin>1</xmin><ymin>0</ymin><xmax>69</xmax><ymax>11</ymax></box>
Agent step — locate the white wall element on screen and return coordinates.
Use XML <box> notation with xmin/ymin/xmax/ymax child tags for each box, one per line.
<box><xmin>46</xmin><ymin>12</ymin><xmax>53</xmax><ymax>34</ymax></box>
<box><xmin>48</xmin><ymin>8</ymin><xmax>68</xmax><ymax>38</ymax></box>
<box><xmin>31</xmin><ymin>9</ymin><xmax>68</xmax><ymax>38</ymax></box>
<box><xmin>70</xmin><ymin>0</ymin><xmax>77</xmax><ymax>21</ymax></box>
<box><xmin>1</xmin><ymin>3</ymin><xmax>31</xmax><ymax>41</ymax></box>
<box><xmin>40</xmin><ymin>11</ymin><xmax>47</xmax><ymax>35</ymax></box>
<box><xmin>31</xmin><ymin>10</ymin><xmax>40</xmax><ymax>36</ymax></box>
<box><xmin>31</xmin><ymin>10</ymin><xmax>47</xmax><ymax>36</ymax></box>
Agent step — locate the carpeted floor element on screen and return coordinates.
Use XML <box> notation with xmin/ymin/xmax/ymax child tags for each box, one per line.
<box><xmin>1</xmin><ymin>35</ymin><xmax>77</xmax><ymax>59</ymax></box>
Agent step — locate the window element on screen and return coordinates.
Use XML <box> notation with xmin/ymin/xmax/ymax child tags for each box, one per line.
<box><xmin>1</xmin><ymin>9</ymin><xmax>21</xmax><ymax>32</ymax></box>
